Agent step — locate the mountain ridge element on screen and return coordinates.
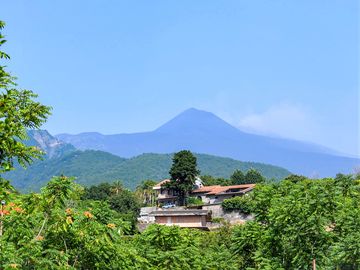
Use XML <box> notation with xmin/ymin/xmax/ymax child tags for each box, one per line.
<box><xmin>6</xmin><ymin>148</ymin><xmax>291</xmax><ymax>192</ymax></box>
<box><xmin>56</xmin><ymin>108</ymin><xmax>360</xmax><ymax>177</ymax></box>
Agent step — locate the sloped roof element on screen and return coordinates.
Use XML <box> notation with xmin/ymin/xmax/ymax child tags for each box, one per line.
<box><xmin>191</xmin><ymin>184</ymin><xmax>255</xmax><ymax>195</ymax></box>
<box><xmin>153</xmin><ymin>179</ymin><xmax>170</xmax><ymax>190</ymax></box>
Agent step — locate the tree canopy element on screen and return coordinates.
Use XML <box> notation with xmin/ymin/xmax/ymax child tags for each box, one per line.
<box><xmin>230</xmin><ymin>169</ymin><xmax>246</xmax><ymax>184</ymax></box>
<box><xmin>231</xmin><ymin>174</ymin><xmax>360</xmax><ymax>269</ymax></box>
<box><xmin>167</xmin><ymin>150</ymin><xmax>200</xmax><ymax>206</ymax></box>
<box><xmin>0</xmin><ymin>21</ymin><xmax>51</xmax><ymax>175</ymax></box>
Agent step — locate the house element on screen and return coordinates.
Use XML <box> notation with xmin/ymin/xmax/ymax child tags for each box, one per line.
<box><xmin>150</xmin><ymin>209</ymin><xmax>210</xmax><ymax>230</ymax></box>
<box><xmin>153</xmin><ymin>178</ymin><xmax>203</xmax><ymax>206</ymax></box>
<box><xmin>152</xmin><ymin>179</ymin><xmax>177</xmax><ymax>206</ymax></box>
<box><xmin>153</xmin><ymin>179</ymin><xmax>255</xmax><ymax>206</ymax></box>
<box><xmin>191</xmin><ymin>184</ymin><xmax>255</xmax><ymax>204</ymax></box>
<box><xmin>139</xmin><ymin>181</ymin><xmax>255</xmax><ymax>230</ymax></box>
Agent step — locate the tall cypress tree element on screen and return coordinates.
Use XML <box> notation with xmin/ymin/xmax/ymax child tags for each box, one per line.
<box><xmin>168</xmin><ymin>150</ymin><xmax>200</xmax><ymax>206</ymax></box>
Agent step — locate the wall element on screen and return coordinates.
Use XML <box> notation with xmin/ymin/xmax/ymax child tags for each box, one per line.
<box><xmin>138</xmin><ymin>207</ymin><xmax>157</xmax><ymax>224</ymax></box>
<box><xmin>155</xmin><ymin>215</ymin><xmax>204</xmax><ymax>227</ymax></box>
<box><xmin>202</xmin><ymin>204</ymin><xmax>253</xmax><ymax>225</ymax></box>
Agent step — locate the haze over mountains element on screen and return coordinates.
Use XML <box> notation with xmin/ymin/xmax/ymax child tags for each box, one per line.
<box><xmin>57</xmin><ymin>108</ymin><xmax>360</xmax><ymax>177</ymax></box>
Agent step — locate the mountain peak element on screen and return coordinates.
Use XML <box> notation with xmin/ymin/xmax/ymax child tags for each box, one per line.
<box><xmin>181</xmin><ymin>107</ymin><xmax>208</xmax><ymax>114</ymax></box>
<box><xmin>26</xmin><ymin>130</ymin><xmax>75</xmax><ymax>158</ymax></box>
<box><xmin>155</xmin><ymin>108</ymin><xmax>240</xmax><ymax>134</ymax></box>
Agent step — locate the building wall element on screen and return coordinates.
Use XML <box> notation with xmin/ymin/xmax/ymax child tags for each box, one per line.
<box><xmin>208</xmin><ymin>194</ymin><xmax>237</xmax><ymax>204</ymax></box>
<box><xmin>155</xmin><ymin>215</ymin><xmax>205</xmax><ymax>227</ymax></box>
<box><xmin>202</xmin><ymin>204</ymin><xmax>254</xmax><ymax>225</ymax></box>
<box><xmin>138</xmin><ymin>207</ymin><xmax>157</xmax><ymax>224</ymax></box>
<box><xmin>194</xmin><ymin>193</ymin><xmax>243</xmax><ymax>204</ymax></box>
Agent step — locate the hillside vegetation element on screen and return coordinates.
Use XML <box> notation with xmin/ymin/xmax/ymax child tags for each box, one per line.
<box><xmin>6</xmin><ymin>151</ymin><xmax>290</xmax><ymax>192</ymax></box>
<box><xmin>1</xmin><ymin>172</ymin><xmax>359</xmax><ymax>269</ymax></box>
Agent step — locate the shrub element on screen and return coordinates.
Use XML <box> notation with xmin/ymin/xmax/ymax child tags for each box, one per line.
<box><xmin>222</xmin><ymin>195</ymin><xmax>252</xmax><ymax>214</ymax></box>
<box><xmin>186</xmin><ymin>197</ymin><xmax>203</xmax><ymax>206</ymax></box>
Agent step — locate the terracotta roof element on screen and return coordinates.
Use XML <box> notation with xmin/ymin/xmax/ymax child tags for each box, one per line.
<box><xmin>153</xmin><ymin>179</ymin><xmax>170</xmax><ymax>190</ymax></box>
<box><xmin>191</xmin><ymin>185</ymin><xmax>222</xmax><ymax>193</ymax></box>
<box><xmin>191</xmin><ymin>184</ymin><xmax>255</xmax><ymax>195</ymax></box>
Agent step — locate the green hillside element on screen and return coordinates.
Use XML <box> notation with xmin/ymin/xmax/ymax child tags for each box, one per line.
<box><xmin>6</xmin><ymin>151</ymin><xmax>291</xmax><ymax>192</ymax></box>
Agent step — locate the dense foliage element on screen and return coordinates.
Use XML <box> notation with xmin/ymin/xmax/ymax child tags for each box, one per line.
<box><xmin>82</xmin><ymin>182</ymin><xmax>141</xmax><ymax>232</ymax></box>
<box><xmin>201</xmin><ymin>175</ymin><xmax>231</xmax><ymax>186</ymax></box>
<box><xmin>202</xmin><ymin>168</ymin><xmax>266</xmax><ymax>186</ymax></box>
<box><xmin>1</xmin><ymin>173</ymin><xmax>360</xmax><ymax>269</ymax></box>
<box><xmin>231</xmin><ymin>168</ymin><xmax>265</xmax><ymax>184</ymax></box>
<box><xmin>0</xmin><ymin>176</ymin><xmax>241</xmax><ymax>269</ymax></box>
<box><xmin>0</xmin><ymin>176</ymin><xmax>138</xmax><ymax>269</ymax></box>
<box><xmin>230</xmin><ymin>173</ymin><xmax>360</xmax><ymax>269</ymax></box>
<box><xmin>222</xmin><ymin>195</ymin><xmax>252</xmax><ymax>214</ymax></box>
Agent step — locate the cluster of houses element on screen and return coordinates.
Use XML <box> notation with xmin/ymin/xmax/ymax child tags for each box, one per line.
<box><xmin>138</xmin><ymin>178</ymin><xmax>255</xmax><ymax>230</ymax></box>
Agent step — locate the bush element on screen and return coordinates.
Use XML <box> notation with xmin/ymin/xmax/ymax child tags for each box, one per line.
<box><xmin>186</xmin><ymin>197</ymin><xmax>203</xmax><ymax>206</ymax></box>
<box><xmin>222</xmin><ymin>195</ymin><xmax>252</xmax><ymax>214</ymax></box>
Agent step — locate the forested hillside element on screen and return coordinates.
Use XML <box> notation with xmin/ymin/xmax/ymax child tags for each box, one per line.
<box><xmin>6</xmin><ymin>151</ymin><xmax>290</xmax><ymax>192</ymax></box>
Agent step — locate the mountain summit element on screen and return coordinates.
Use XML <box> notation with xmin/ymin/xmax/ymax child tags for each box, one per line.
<box><xmin>155</xmin><ymin>108</ymin><xmax>238</xmax><ymax>134</ymax></box>
<box><xmin>56</xmin><ymin>108</ymin><xmax>360</xmax><ymax>177</ymax></box>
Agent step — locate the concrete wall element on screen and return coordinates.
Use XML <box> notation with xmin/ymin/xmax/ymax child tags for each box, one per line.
<box><xmin>195</xmin><ymin>194</ymin><xmax>241</xmax><ymax>204</ymax></box>
<box><xmin>138</xmin><ymin>207</ymin><xmax>157</xmax><ymax>224</ymax></box>
<box><xmin>155</xmin><ymin>215</ymin><xmax>205</xmax><ymax>227</ymax></box>
<box><xmin>202</xmin><ymin>204</ymin><xmax>253</xmax><ymax>225</ymax></box>
<box><xmin>138</xmin><ymin>205</ymin><xmax>253</xmax><ymax>231</ymax></box>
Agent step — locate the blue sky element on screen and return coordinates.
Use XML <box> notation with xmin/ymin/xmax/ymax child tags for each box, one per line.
<box><xmin>1</xmin><ymin>0</ymin><xmax>359</xmax><ymax>156</ymax></box>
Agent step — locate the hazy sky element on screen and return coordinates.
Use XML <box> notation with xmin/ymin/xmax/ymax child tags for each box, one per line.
<box><xmin>1</xmin><ymin>0</ymin><xmax>359</xmax><ymax>156</ymax></box>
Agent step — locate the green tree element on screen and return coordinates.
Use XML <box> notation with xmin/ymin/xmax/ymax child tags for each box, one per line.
<box><xmin>110</xmin><ymin>180</ymin><xmax>124</xmax><ymax>195</ymax></box>
<box><xmin>109</xmin><ymin>190</ymin><xmax>140</xmax><ymax>215</ymax></box>
<box><xmin>82</xmin><ymin>182</ymin><xmax>113</xmax><ymax>201</ymax></box>
<box><xmin>222</xmin><ymin>195</ymin><xmax>252</xmax><ymax>214</ymax></box>
<box><xmin>0</xmin><ymin>21</ymin><xmax>51</xmax><ymax>176</ymax></box>
<box><xmin>230</xmin><ymin>169</ymin><xmax>246</xmax><ymax>184</ymax></box>
<box><xmin>167</xmin><ymin>150</ymin><xmax>200</xmax><ymax>206</ymax></box>
<box><xmin>245</xmin><ymin>168</ymin><xmax>265</xmax><ymax>184</ymax></box>
<box><xmin>201</xmin><ymin>175</ymin><xmax>231</xmax><ymax>186</ymax></box>
<box><xmin>135</xmin><ymin>180</ymin><xmax>157</xmax><ymax>206</ymax></box>
<box><xmin>284</xmin><ymin>174</ymin><xmax>307</xmax><ymax>183</ymax></box>
<box><xmin>109</xmin><ymin>189</ymin><xmax>141</xmax><ymax>232</ymax></box>
<box><xmin>230</xmin><ymin>176</ymin><xmax>360</xmax><ymax>269</ymax></box>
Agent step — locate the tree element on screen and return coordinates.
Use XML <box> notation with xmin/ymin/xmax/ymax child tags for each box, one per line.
<box><xmin>284</xmin><ymin>174</ymin><xmax>307</xmax><ymax>183</ymax></box>
<box><xmin>109</xmin><ymin>189</ymin><xmax>141</xmax><ymax>231</ymax></box>
<box><xmin>82</xmin><ymin>182</ymin><xmax>113</xmax><ymax>201</ymax></box>
<box><xmin>0</xmin><ymin>21</ymin><xmax>51</xmax><ymax>175</ymax></box>
<box><xmin>230</xmin><ymin>169</ymin><xmax>246</xmax><ymax>184</ymax></box>
<box><xmin>167</xmin><ymin>150</ymin><xmax>200</xmax><ymax>206</ymax></box>
<box><xmin>109</xmin><ymin>190</ymin><xmax>140</xmax><ymax>215</ymax></box>
<box><xmin>201</xmin><ymin>175</ymin><xmax>231</xmax><ymax>186</ymax></box>
<box><xmin>245</xmin><ymin>168</ymin><xmax>265</xmax><ymax>184</ymax></box>
<box><xmin>110</xmin><ymin>180</ymin><xmax>124</xmax><ymax>195</ymax></box>
<box><xmin>135</xmin><ymin>180</ymin><xmax>157</xmax><ymax>206</ymax></box>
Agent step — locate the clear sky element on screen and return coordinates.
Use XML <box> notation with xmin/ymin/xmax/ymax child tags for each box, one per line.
<box><xmin>1</xmin><ymin>0</ymin><xmax>359</xmax><ymax>157</ymax></box>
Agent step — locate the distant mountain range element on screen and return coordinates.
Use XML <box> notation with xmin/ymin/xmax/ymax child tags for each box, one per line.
<box><xmin>6</xmin><ymin>130</ymin><xmax>290</xmax><ymax>191</ymax></box>
<box><xmin>57</xmin><ymin>108</ymin><xmax>359</xmax><ymax>177</ymax></box>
